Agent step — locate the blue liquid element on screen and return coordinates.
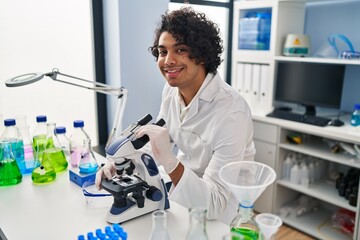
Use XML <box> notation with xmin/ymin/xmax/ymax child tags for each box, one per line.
<box><xmin>79</xmin><ymin>162</ymin><xmax>98</xmax><ymax>174</ymax></box>
<box><xmin>351</xmin><ymin>114</ymin><xmax>360</xmax><ymax>126</ymax></box>
<box><xmin>10</xmin><ymin>140</ymin><xmax>28</xmax><ymax>174</ymax></box>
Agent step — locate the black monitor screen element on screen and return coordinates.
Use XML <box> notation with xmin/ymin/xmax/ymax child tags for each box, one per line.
<box><xmin>274</xmin><ymin>62</ymin><xmax>345</xmax><ymax>113</ymax></box>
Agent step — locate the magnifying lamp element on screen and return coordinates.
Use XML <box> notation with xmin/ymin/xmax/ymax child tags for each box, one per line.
<box><xmin>5</xmin><ymin>68</ymin><xmax>128</xmax><ymax>148</ymax></box>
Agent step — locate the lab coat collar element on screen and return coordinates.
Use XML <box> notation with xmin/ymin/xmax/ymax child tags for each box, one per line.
<box><xmin>180</xmin><ymin>71</ymin><xmax>220</xmax><ymax>122</ymax></box>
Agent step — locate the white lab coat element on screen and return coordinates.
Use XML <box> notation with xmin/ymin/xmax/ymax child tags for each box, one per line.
<box><xmin>157</xmin><ymin>71</ymin><xmax>256</xmax><ymax>225</ymax></box>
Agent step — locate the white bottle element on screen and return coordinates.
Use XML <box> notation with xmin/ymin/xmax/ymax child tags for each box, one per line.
<box><xmin>70</xmin><ymin>120</ymin><xmax>90</xmax><ymax>168</ymax></box>
<box><xmin>282</xmin><ymin>155</ymin><xmax>293</xmax><ymax>180</ymax></box>
<box><xmin>308</xmin><ymin>161</ymin><xmax>315</xmax><ymax>183</ymax></box>
<box><xmin>290</xmin><ymin>164</ymin><xmax>300</xmax><ymax>185</ymax></box>
<box><xmin>300</xmin><ymin>161</ymin><xmax>309</xmax><ymax>187</ymax></box>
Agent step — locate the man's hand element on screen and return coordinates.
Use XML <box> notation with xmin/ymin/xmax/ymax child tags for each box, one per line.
<box><xmin>95</xmin><ymin>162</ymin><xmax>116</xmax><ymax>190</ymax></box>
<box><xmin>136</xmin><ymin>125</ymin><xmax>179</xmax><ymax>174</ymax></box>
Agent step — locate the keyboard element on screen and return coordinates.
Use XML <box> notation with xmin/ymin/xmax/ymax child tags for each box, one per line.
<box><xmin>266</xmin><ymin>110</ymin><xmax>331</xmax><ymax>127</ymax></box>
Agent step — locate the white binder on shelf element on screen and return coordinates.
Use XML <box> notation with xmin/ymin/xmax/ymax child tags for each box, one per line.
<box><xmin>234</xmin><ymin>63</ymin><xmax>245</xmax><ymax>96</ymax></box>
<box><xmin>251</xmin><ymin>64</ymin><xmax>261</xmax><ymax>112</ymax></box>
<box><xmin>259</xmin><ymin>64</ymin><xmax>270</xmax><ymax>113</ymax></box>
<box><xmin>243</xmin><ymin>63</ymin><xmax>253</xmax><ymax>106</ymax></box>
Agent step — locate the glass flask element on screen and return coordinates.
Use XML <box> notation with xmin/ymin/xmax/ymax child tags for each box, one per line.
<box><xmin>16</xmin><ymin>115</ymin><xmax>36</xmax><ymax>174</ymax></box>
<box><xmin>78</xmin><ymin>138</ymin><xmax>98</xmax><ymax>174</ymax></box>
<box><xmin>0</xmin><ymin>139</ymin><xmax>22</xmax><ymax>186</ymax></box>
<box><xmin>149</xmin><ymin>210</ymin><xmax>171</xmax><ymax>240</ymax></box>
<box><xmin>1</xmin><ymin>119</ymin><xmax>25</xmax><ymax>174</ymax></box>
<box><xmin>32</xmin><ymin>115</ymin><xmax>47</xmax><ymax>163</ymax></box>
<box><xmin>185</xmin><ymin>206</ymin><xmax>209</xmax><ymax>240</ymax></box>
<box><xmin>44</xmin><ymin>122</ymin><xmax>68</xmax><ymax>173</ymax></box>
<box><xmin>31</xmin><ymin>140</ymin><xmax>56</xmax><ymax>184</ymax></box>
<box><xmin>70</xmin><ymin>120</ymin><xmax>90</xmax><ymax>168</ymax></box>
<box><xmin>231</xmin><ymin>204</ymin><xmax>259</xmax><ymax>240</ymax></box>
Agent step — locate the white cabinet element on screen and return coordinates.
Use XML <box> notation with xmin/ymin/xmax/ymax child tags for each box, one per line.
<box><xmin>253</xmin><ymin>117</ymin><xmax>360</xmax><ymax>240</ymax></box>
<box><xmin>253</xmin><ymin>121</ymin><xmax>278</xmax><ymax>213</ymax></box>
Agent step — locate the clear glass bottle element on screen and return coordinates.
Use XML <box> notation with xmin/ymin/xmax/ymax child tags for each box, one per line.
<box><xmin>55</xmin><ymin>126</ymin><xmax>70</xmax><ymax>162</ymax></box>
<box><xmin>350</xmin><ymin>103</ymin><xmax>360</xmax><ymax>127</ymax></box>
<box><xmin>0</xmin><ymin>139</ymin><xmax>22</xmax><ymax>186</ymax></box>
<box><xmin>230</xmin><ymin>204</ymin><xmax>259</xmax><ymax>240</ymax></box>
<box><xmin>78</xmin><ymin>138</ymin><xmax>98</xmax><ymax>174</ymax></box>
<box><xmin>16</xmin><ymin>115</ymin><xmax>36</xmax><ymax>174</ymax></box>
<box><xmin>149</xmin><ymin>210</ymin><xmax>171</xmax><ymax>240</ymax></box>
<box><xmin>44</xmin><ymin>122</ymin><xmax>68</xmax><ymax>173</ymax></box>
<box><xmin>186</xmin><ymin>207</ymin><xmax>209</xmax><ymax>240</ymax></box>
<box><xmin>1</xmin><ymin>118</ymin><xmax>25</xmax><ymax>174</ymax></box>
<box><xmin>70</xmin><ymin>120</ymin><xmax>90</xmax><ymax>168</ymax></box>
<box><xmin>32</xmin><ymin>115</ymin><xmax>47</xmax><ymax>163</ymax></box>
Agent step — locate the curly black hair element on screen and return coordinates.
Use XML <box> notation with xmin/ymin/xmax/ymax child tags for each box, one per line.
<box><xmin>149</xmin><ymin>7</ymin><xmax>223</xmax><ymax>75</ymax></box>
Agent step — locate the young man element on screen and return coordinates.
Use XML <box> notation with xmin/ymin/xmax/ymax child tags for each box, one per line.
<box><xmin>96</xmin><ymin>7</ymin><xmax>255</xmax><ymax>225</ymax></box>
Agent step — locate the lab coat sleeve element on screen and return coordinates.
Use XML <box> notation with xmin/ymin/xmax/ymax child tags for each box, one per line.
<box><xmin>169</xmin><ymin>111</ymin><xmax>255</xmax><ymax>222</ymax></box>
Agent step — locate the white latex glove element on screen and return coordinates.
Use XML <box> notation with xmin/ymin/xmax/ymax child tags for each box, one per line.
<box><xmin>136</xmin><ymin>124</ymin><xmax>179</xmax><ymax>174</ymax></box>
<box><xmin>95</xmin><ymin>161</ymin><xmax>116</xmax><ymax>190</ymax></box>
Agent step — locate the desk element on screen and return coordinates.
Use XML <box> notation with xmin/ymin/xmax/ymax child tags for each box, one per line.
<box><xmin>0</xmin><ymin>168</ymin><xmax>229</xmax><ymax>239</ymax></box>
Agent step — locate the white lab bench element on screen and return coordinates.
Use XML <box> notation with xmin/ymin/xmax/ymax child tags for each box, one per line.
<box><xmin>0</xmin><ymin>153</ymin><xmax>229</xmax><ymax>240</ymax></box>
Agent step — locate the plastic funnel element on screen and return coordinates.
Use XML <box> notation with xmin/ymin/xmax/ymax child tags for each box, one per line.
<box><xmin>219</xmin><ymin>161</ymin><xmax>276</xmax><ymax>207</ymax></box>
<box><xmin>255</xmin><ymin>213</ymin><xmax>282</xmax><ymax>240</ymax></box>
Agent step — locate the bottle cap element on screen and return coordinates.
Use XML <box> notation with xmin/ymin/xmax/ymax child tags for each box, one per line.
<box><xmin>74</xmin><ymin>120</ymin><xmax>84</xmax><ymax>128</ymax></box>
<box><xmin>55</xmin><ymin>126</ymin><xmax>66</xmax><ymax>134</ymax></box>
<box><xmin>354</xmin><ymin>104</ymin><xmax>360</xmax><ymax>110</ymax></box>
<box><xmin>4</xmin><ymin>118</ymin><xmax>16</xmax><ymax>126</ymax></box>
<box><xmin>36</xmin><ymin>115</ymin><xmax>47</xmax><ymax>122</ymax></box>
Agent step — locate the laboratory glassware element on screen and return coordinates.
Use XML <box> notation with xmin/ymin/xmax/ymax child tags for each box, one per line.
<box><xmin>55</xmin><ymin>126</ymin><xmax>70</xmax><ymax>162</ymax></box>
<box><xmin>78</xmin><ymin>138</ymin><xmax>98</xmax><ymax>174</ymax></box>
<box><xmin>44</xmin><ymin>122</ymin><xmax>68</xmax><ymax>173</ymax></box>
<box><xmin>16</xmin><ymin>115</ymin><xmax>36</xmax><ymax>173</ymax></box>
<box><xmin>0</xmin><ymin>139</ymin><xmax>22</xmax><ymax>186</ymax></box>
<box><xmin>219</xmin><ymin>161</ymin><xmax>276</xmax><ymax>240</ymax></box>
<box><xmin>1</xmin><ymin>118</ymin><xmax>25</xmax><ymax>174</ymax></box>
<box><xmin>350</xmin><ymin>103</ymin><xmax>360</xmax><ymax>127</ymax></box>
<box><xmin>255</xmin><ymin>213</ymin><xmax>282</xmax><ymax>240</ymax></box>
<box><xmin>32</xmin><ymin>115</ymin><xmax>47</xmax><ymax>163</ymax></box>
<box><xmin>31</xmin><ymin>140</ymin><xmax>56</xmax><ymax>184</ymax></box>
<box><xmin>70</xmin><ymin>120</ymin><xmax>90</xmax><ymax>168</ymax></box>
<box><xmin>185</xmin><ymin>206</ymin><xmax>209</xmax><ymax>240</ymax></box>
<box><xmin>149</xmin><ymin>210</ymin><xmax>171</xmax><ymax>240</ymax></box>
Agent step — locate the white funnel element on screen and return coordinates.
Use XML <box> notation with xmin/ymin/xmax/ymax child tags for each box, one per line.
<box><xmin>255</xmin><ymin>213</ymin><xmax>283</xmax><ymax>240</ymax></box>
<box><xmin>219</xmin><ymin>161</ymin><xmax>276</xmax><ymax>207</ymax></box>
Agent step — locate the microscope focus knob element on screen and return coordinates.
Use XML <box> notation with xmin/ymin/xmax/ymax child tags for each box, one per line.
<box><xmin>146</xmin><ymin>186</ymin><xmax>163</xmax><ymax>202</ymax></box>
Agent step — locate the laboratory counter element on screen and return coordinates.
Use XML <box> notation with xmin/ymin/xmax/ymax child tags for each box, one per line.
<box><xmin>0</xmin><ymin>157</ymin><xmax>229</xmax><ymax>240</ymax></box>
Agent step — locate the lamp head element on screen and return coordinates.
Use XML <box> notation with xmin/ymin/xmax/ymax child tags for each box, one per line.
<box><xmin>6</xmin><ymin>72</ymin><xmax>44</xmax><ymax>87</ymax></box>
<box><xmin>5</xmin><ymin>70</ymin><xmax>57</xmax><ymax>87</ymax></box>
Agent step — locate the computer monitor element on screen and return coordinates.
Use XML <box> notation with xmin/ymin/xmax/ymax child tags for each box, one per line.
<box><xmin>274</xmin><ymin>61</ymin><xmax>345</xmax><ymax>116</ymax></box>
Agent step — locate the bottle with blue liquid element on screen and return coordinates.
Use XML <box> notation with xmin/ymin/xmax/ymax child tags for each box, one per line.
<box><xmin>350</xmin><ymin>104</ymin><xmax>360</xmax><ymax>127</ymax></box>
<box><xmin>0</xmin><ymin>119</ymin><xmax>26</xmax><ymax>174</ymax></box>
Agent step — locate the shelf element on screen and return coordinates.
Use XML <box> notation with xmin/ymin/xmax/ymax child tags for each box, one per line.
<box><xmin>279</xmin><ymin>140</ymin><xmax>360</xmax><ymax>168</ymax></box>
<box><xmin>282</xmin><ymin>207</ymin><xmax>353</xmax><ymax>240</ymax></box>
<box><xmin>275</xmin><ymin>56</ymin><xmax>360</xmax><ymax>65</ymax></box>
<box><xmin>278</xmin><ymin>180</ymin><xmax>357</xmax><ymax>212</ymax></box>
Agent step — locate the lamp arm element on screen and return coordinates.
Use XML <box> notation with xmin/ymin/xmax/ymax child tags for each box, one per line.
<box><xmin>46</xmin><ymin>69</ymin><xmax>124</xmax><ymax>96</ymax></box>
<box><xmin>46</xmin><ymin>68</ymin><xmax>128</xmax><ymax>147</ymax></box>
<box><xmin>106</xmin><ymin>88</ymin><xmax>128</xmax><ymax>148</ymax></box>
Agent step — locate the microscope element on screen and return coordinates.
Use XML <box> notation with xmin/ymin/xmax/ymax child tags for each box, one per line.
<box><xmin>101</xmin><ymin>114</ymin><xmax>170</xmax><ymax>223</ymax></box>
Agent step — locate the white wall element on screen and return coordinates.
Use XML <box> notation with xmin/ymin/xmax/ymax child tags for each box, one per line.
<box><xmin>0</xmin><ymin>0</ymin><xmax>98</xmax><ymax>144</ymax></box>
<box><xmin>116</xmin><ymin>0</ymin><xmax>169</xmax><ymax>128</ymax></box>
